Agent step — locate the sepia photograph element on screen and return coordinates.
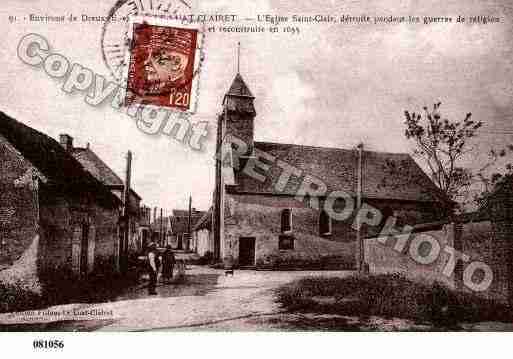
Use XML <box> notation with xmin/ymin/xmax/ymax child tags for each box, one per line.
<box><xmin>1</xmin><ymin>0</ymin><xmax>513</xmax><ymax>355</ymax></box>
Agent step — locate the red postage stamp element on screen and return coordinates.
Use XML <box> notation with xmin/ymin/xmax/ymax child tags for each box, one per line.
<box><xmin>123</xmin><ymin>17</ymin><xmax>203</xmax><ymax>113</ymax></box>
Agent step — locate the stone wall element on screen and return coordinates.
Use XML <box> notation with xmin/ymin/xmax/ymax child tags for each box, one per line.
<box><xmin>456</xmin><ymin>220</ymin><xmax>512</xmax><ymax>302</ymax></box>
<box><xmin>193</xmin><ymin>229</ymin><xmax>213</xmax><ymax>257</ymax></box>
<box><xmin>0</xmin><ymin>134</ymin><xmax>39</xmax><ymax>270</ymax></box>
<box><xmin>365</xmin><ymin>225</ymin><xmax>456</xmax><ymax>289</ymax></box>
<box><xmin>0</xmin><ymin>135</ymin><xmax>120</xmax><ymax>290</ymax></box>
<box><xmin>38</xmin><ymin>187</ymin><xmax>120</xmax><ymax>278</ymax></box>
<box><xmin>222</xmin><ymin>193</ymin><xmax>438</xmax><ymax>268</ymax></box>
<box><xmin>91</xmin><ymin>205</ymin><xmax>119</xmax><ymax>272</ymax></box>
<box><xmin>365</xmin><ymin>219</ymin><xmax>513</xmax><ymax>303</ymax></box>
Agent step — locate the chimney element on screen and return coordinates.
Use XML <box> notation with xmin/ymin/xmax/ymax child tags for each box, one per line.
<box><xmin>59</xmin><ymin>134</ymin><xmax>74</xmax><ymax>152</ymax></box>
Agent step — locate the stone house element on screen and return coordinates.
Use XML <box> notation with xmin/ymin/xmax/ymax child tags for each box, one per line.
<box><xmin>168</xmin><ymin>209</ymin><xmax>206</xmax><ymax>250</ymax></box>
<box><xmin>0</xmin><ymin>111</ymin><xmax>122</xmax><ymax>292</ymax></box>
<box><xmin>66</xmin><ymin>135</ymin><xmax>143</xmax><ymax>254</ymax></box>
<box><xmin>471</xmin><ymin>175</ymin><xmax>513</xmax><ymax>303</ymax></box>
<box><xmin>137</xmin><ymin>205</ymin><xmax>152</xmax><ymax>252</ymax></box>
<box><xmin>212</xmin><ymin>74</ymin><xmax>452</xmax><ymax>269</ymax></box>
<box><xmin>191</xmin><ymin>208</ymin><xmax>213</xmax><ymax>257</ymax></box>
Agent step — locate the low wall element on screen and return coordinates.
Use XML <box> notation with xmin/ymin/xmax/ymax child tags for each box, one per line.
<box><xmin>457</xmin><ymin>220</ymin><xmax>511</xmax><ymax>302</ymax></box>
<box><xmin>365</xmin><ymin>225</ymin><xmax>455</xmax><ymax>289</ymax></box>
<box><xmin>366</xmin><ymin>220</ymin><xmax>513</xmax><ymax>303</ymax></box>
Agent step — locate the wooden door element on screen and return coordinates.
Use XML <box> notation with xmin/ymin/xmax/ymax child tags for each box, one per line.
<box><xmin>80</xmin><ymin>223</ymin><xmax>89</xmax><ymax>276</ymax></box>
<box><xmin>239</xmin><ymin>237</ymin><xmax>256</xmax><ymax>267</ymax></box>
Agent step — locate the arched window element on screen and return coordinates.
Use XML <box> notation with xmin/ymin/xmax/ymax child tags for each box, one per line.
<box><xmin>281</xmin><ymin>209</ymin><xmax>292</xmax><ymax>233</ymax></box>
<box><xmin>319</xmin><ymin>210</ymin><xmax>332</xmax><ymax>236</ymax></box>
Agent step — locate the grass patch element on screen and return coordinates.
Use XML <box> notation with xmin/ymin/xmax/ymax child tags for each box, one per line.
<box><xmin>0</xmin><ymin>267</ymin><xmax>140</xmax><ymax>314</ymax></box>
<box><xmin>275</xmin><ymin>273</ymin><xmax>511</xmax><ymax>327</ymax></box>
<box><xmin>0</xmin><ymin>281</ymin><xmax>43</xmax><ymax>313</ymax></box>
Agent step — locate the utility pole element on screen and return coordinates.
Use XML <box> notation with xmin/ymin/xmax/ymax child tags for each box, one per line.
<box><xmin>188</xmin><ymin>195</ymin><xmax>192</xmax><ymax>236</ymax></box>
<box><xmin>187</xmin><ymin>195</ymin><xmax>192</xmax><ymax>252</ymax></box>
<box><xmin>160</xmin><ymin>208</ymin><xmax>163</xmax><ymax>247</ymax></box>
<box><xmin>121</xmin><ymin>150</ymin><xmax>132</xmax><ymax>273</ymax></box>
<box><xmin>356</xmin><ymin>143</ymin><xmax>367</xmax><ymax>273</ymax></box>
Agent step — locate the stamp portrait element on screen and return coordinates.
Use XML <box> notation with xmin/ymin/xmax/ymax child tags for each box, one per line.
<box><xmin>123</xmin><ymin>16</ymin><xmax>203</xmax><ymax>112</ymax></box>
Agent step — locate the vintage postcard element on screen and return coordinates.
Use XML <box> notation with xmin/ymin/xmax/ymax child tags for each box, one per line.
<box><xmin>1</xmin><ymin>0</ymin><xmax>513</xmax><ymax>356</ymax></box>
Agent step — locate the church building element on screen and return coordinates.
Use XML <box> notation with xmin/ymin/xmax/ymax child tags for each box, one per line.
<box><xmin>212</xmin><ymin>72</ymin><xmax>451</xmax><ymax>269</ymax></box>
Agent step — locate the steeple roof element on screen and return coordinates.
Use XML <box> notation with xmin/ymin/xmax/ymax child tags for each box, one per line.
<box><xmin>226</xmin><ymin>73</ymin><xmax>254</xmax><ymax>98</ymax></box>
<box><xmin>223</xmin><ymin>73</ymin><xmax>256</xmax><ymax>115</ymax></box>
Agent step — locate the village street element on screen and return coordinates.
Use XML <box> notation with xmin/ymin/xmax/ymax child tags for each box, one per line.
<box><xmin>2</xmin><ymin>264</ymin><xmax>513</xmax><ymax>332</ymax></box>
<box><xmin>0</xmin><ymin>266</ymin><xmax>354</xmax><ymax>331</ymax></box>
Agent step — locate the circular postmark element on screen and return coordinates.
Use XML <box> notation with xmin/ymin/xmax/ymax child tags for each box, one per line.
<box><xmin>101</xmin><ymin>0</ymin><xmax>193</xmax><ymax>84</ymax></box>
<box><xmin>101</xmin><ymin>0</ymin><xmax>206</xmax><ymax>113</ymax></box>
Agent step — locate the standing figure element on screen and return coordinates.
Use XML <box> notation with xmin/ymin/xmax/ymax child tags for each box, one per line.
<box><xmin>147</xmin><ymin>242</ymin><xmax>159</xmax><ymax>295</ymax></box>
<box><xmin>161</xmin><ymin>245</ymin><xmax>176</xmax><ymax>284</ymax></box>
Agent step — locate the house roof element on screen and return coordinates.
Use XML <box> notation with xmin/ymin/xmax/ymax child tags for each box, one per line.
<box><xmin>229</xmin><ymin>141</ymin><xmax>449</xmax><ymax>203</ymax></box>
<box><xmin>193</xmin><ymin>208</ymin><xmax>212</xmax><ymax>231</ymax></box>
<box><xmin>72</xmin><ymin>147</ymin><xmax>123</xmax><ymax>186</ymax></box>
<box><xmin>480</xmin><ymin>174</ymin><xmax>513</xmax><ymax>220</ymax></box>
<box><xmin>0</xmin><ymin>111</ymin><xmax>121</xmax><ymax>208</ymax></box>
<box><xmin>456</xmin><ymin>210</ymin><xmax>491</xmax><ymax>223</ymax></box>
<box><xmin>172</xmin><ymin>209</ymin><xmax>190</xmax><ymax>217</ymax></box>
<box><xmin>170</xmin><ymin>210</ymin><xmax>207</xmax><ymax>234</ymax></box>
<box><xmin>172</xmin><ymin>209</ymin><xmax>206</xmax><ymax>217</ymax></box>
<box><xmin>72</xmin><ymin>147</ymin><xmax>141</xmax><ymax>200</ymax></box>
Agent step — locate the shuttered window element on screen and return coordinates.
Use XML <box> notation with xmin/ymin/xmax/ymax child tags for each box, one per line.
<box><xmin>281</xmin><ymin>208</ymin><xmax>292</xmax><ymax>233</ymax></box>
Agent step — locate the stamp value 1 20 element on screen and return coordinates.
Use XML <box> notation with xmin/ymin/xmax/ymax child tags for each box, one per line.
<box><xmin>123</xmin><ymin>16</ymin><xmax>204</xmax><ymax>113</ymax></box>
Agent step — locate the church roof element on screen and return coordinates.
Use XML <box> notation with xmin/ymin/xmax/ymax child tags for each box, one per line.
<box><xmin>229</xmin><ymin>141</ymin><xmax>450</xmax><ymax>203</ymax></box>
<box><xmin>226</xmin><ymin>73</ymin><xmax>254</xmax><ymax>98</ymax></box>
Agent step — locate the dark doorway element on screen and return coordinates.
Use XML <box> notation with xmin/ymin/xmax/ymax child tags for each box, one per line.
<box><xmin>80</xmin><ymin>223</ymin><xmax>89</xmax><ymax>276</ymax></box>
<box><xmin>239</xmin><ymin>237</ymin><xmax>256</xmax><ymax>267</ymax></box>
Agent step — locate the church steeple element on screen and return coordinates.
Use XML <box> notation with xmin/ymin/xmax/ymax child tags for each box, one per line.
<box><xmin>218</xmin><ymin>43</ymin><xmax>256</xmax><ymax>160</ymax></box>
<box><xmin>223</xmin><ymin>73</ymin><xmax>256</xmax><ymax>116</ymax></box>
<box><xmin>226</xmin><ymin>73</ymin><xmax>254</xmax><ymax>98</ymax></box>
<box><xmin>223</xmin><ymin>43</ymin><xmax>256</xmax><ymax>116</ymax></box>
<box><xmin>212</xmin><ymin>45</ymin><xmax>256</xmax><ymax>261</ymax></box>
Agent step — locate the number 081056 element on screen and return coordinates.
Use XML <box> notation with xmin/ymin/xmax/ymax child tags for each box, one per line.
<box><xmin>33</xmin><ymin>339</ymin><xmax>64</xmax><ymax>349</ymax></box>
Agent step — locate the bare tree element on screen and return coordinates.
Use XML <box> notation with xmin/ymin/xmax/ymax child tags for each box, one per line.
<box><xmin>404</xmin><ymin>102</ymin><xmax>512</xmax><ymax>210</ymax></box>
<box><xmin>404</xmin><ymin>102</ymin><xmax>481</xmax><ymax>203</ymax></box>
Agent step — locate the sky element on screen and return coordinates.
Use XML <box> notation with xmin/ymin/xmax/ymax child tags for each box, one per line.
<box><xmin>1</xmin><ymin>0</ymin><xmax>512</xmax><ymax>212</ymax></box>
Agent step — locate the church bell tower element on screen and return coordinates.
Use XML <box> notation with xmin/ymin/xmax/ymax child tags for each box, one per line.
<box><xmin>213</xmin><ymin>44</ymin><xmax>256</xmax><ymax>261</ymax></box>
<box><xmin>221</xmin><ymin>72</ymin><xmax>256</xmax><ymax>156</ymax></box>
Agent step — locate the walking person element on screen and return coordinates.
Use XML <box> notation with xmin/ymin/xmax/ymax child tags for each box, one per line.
<box><xmin>161</xmin><ymin>245</ymin><xmax>176</xmax><ymax>284</ymax></box>
<box><xmin>147</xmin><ymin>242</ymin><xmax>159</xmax><ymax>295</ymax></box>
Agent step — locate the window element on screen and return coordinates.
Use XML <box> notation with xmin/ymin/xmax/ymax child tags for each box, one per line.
<box><xmin>279</xmin><ymin>234</ymin><xmax>294</xmax><ymax>250</ymax></box>
<box><xmin>319</xmin><ymin>210</ymin><xmax>332</xmax><ymax>236</ymax></box>
<box><xmin>380</xmin><ymin>207</ymin><xmax>394</xmax><ymax>232</ymax></box>
<box><xmin>281</xmin><ymin>208</ymin><xmax>292</xmax><ymax>233</ymax></box>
